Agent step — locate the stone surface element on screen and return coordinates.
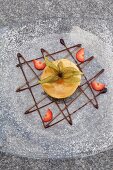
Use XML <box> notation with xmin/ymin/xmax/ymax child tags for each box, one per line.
<box><xmin>0</xmin><ymin>0</ymin><xmax>113</xmax><ymax>169</ymax></box>
<box><xmin>0</xmin><ymin>148</ymin><xmax>113</xmax><ymax>170</ymax></box>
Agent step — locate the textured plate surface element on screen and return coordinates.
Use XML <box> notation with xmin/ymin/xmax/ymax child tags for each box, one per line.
<box><xmin>0</xmin><ymin>27</ymin><xmax>113</xmax><ymax>159</ymax></box>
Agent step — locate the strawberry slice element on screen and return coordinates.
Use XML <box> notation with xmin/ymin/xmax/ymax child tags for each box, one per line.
<box><xmin>33</xmin><ymin>60</ymin><xmax>46</xmax><ymax>70</ymax></box>
<box><xmin>43</xmin><ymin>109</ymin><xmax>53</xmax><ymax>122</ymax></box>
<box><xmin>91</xmin><ymin>81</ymin><xmax>105</xmax><ymax>91</ymax></box>
<box><xmin>76</xmin><ymin>48</ymin><xmax>85</xmax><ymax>63</ymax></box>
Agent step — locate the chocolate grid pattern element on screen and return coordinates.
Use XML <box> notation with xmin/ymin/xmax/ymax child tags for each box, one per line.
<box><xmin>16</xmin><ymin>39</ymin><xmax>105</xmax><ymax>128</ymax></box>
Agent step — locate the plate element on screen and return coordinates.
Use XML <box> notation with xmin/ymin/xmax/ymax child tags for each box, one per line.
<box><xmin>0</xmin><ymin>27</ymin><xmax>113</xmax><ymax>159</ymax></box>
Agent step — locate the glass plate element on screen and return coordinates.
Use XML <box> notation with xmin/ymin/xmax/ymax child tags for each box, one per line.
<box><xmin>0</xmin><ymin>27</ymin><xmax>113</xmax><ymax>159</ymax></box>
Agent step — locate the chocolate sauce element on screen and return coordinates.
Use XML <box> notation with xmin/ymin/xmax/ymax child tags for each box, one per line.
<box><xmin>16</xmin><ymin>40</ymin><xmax>107</xmax><ymax>128</ymax></box>
<box><xmin>16</xmin><ymin>44</ymin><xmax>81</xmax><ymax>67</ymax></box>
<box><xmin>59</xmin><ymin>39</ymin><xmax>98</xmax><ymax>109</ymax></box>
<box><xmin>41</xmin><ymin>48</ymin><xmax>72</xmax><ymax>125</ymax></box>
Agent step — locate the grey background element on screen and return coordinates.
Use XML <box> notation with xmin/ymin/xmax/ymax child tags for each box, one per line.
<box><xmin>0</xmin><ymin>0</ymin><xmax>113</xmax><ymax>169</ymax></box>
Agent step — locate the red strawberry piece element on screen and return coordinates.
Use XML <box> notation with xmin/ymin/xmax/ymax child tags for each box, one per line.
<box><xmin>33</xmin><ymin>60</ymin><xmax>46</xmax><ymax>70</ymax></box>
<box><xmin>91</xmin><ymin>81</ymin><xmax>105</xmax><ymax>91</ymax></box>
<box><xmin>43</xmin><ymin>109</ymin><xmax>53</xmax><ymax>122</ymax></box>
<box><xmin>76</xmin><ymin>48</ymin><xmax>85</xmax><ymax>63</ymax></box>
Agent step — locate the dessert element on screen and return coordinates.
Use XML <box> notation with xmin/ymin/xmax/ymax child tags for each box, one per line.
<box><xmin>40</xmin><ymin>58</ymin><xmax>82</xmax><ymax>99</ymax></box>
<box><xmin>16</xmin><ymin>39</ymin><xmax>107</xmax><ymax>128</ymax></box>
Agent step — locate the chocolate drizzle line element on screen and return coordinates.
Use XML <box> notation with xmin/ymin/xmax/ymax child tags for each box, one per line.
<box><xmin>16</xmin><ymin>44</ymin><xmax>81</xmax><ymax>67</ymax></box>
<box><xmin>16</xmin><ymin>40</ymin><xmax>107</xmax><ymax>128</ymax></box>
<box><xmin>17</xmin><ymin>54</ymin><xmax>46</xmax><ymax>128</ymax></box>
<box><xmin>41</xmin><ymin>48</ymin><xmax>72</xmax><ymax>125</ymax></box>
<box><xmin>60</xmin><ymin>39</ymin><xmax>98</xmax><ymax>109</ymax></box>
<box><xmin>46</xmin><ymin>89</ymin><xmax>106</xmax><ymax>128</ymax></box>
<box><xmin>16</xmin><ymin>56</ymin><xmax>95</xmax><ymax>93</ymax></box>
<box><xmin>24</xmin><ymin>69</ymin><xmax>104</xmax><ymax>116</ymax></box>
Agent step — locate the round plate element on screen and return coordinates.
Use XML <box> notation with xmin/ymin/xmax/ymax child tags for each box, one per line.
<box><xmin>0</xmin><ymin>27</ymin><xmax>113</xmax><ymax>159</ymax></box>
